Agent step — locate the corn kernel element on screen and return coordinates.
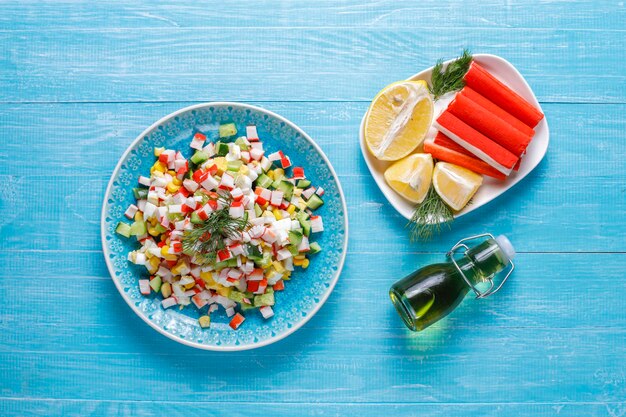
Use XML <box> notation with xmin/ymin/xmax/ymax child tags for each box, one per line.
<box><xmin>301</xmin><ymin>259</ymin><xmax>310</xmax><ymax>269</ymax></box>
<box><xmin>293</xmin><ymin>258</ymin><xmax>304</xmax><ymax>266</ymax></box>
<box><xmin>272</xmin><ymin>261</ymin><xmax>284</xmax><ymax>273</ymax></box>
<box><xmin>294</xmin><ymin>255</ymin><xmax>306</xmax><ymax>260</ymax></box>
<box><xmin>163</xmin><ymin>254</ymin><xmax>177</xmax><ymax>262</ymax></box>
<box><xmin>166</xmin><ymin>183</ymin><xmax>180</xmax><ymax>193</ymax></box>
<box><xmin>198</xmin><ymin>315</ymin><xmax>211</xmax><ymax>328</ymax></box>
<box><xmin>161</xmin><ymin>282</ymin><xmax>172</xmax><ymax>298</ymax></box>
<box><xmin>239</xmin><ymin>165</ymin><xmax>249</xmax><ymax>176</ymax></box>
<box><xmin>161</xmin><ymin>246</ymin><xmax>170</xmax><ymax>256</ymax></box>
<box><xmin>148</xmin><ymin>226</ymin><xmax>160</xmax><ymax>237</ymax></box>
<box><xmin>287</xmin><ymin>205</ymin><xmax>296</xmax><ymax>215</ymax></box>
<box><xmin>217</xmin><ymin>286</ymin><xmax>232</xmax><ymax>297</ymax></box>
<box><xmin>267</xmin><ymin>170</ymin><xmax>274</xmax><ymax>180</ymax></box>
<box><xmin>184</xmin><ymin>280</ymin><xmax>195</xmax><ymax>290</ymax></box>
<box><xmin>172</xmin><ymin>177</ymin><xmax>182</xmax><ymax>186</ymax></box>
<box><xmin>152</xmin><ymin>170</ymin><xmax>164</xmax><ymax>178</ymax></box>
<box><xmin>154</xmin><ymin>147</ymin><xmax>165</xmax><ymax>156</ymax></box>
<box><xmin>272</xmin><ymin>209</ymin><xmax>282</xmax><ymax>220</ymax></box>
<box><xmin>149</xmin><ymin>256</ymin><xmax>160</xmax><ymax>269</ymax></box>
<box><xmin>213</xmin><ymin>157</ymin><xmax>227</xmax><ymax>173</ymax></box>
<box><xmin>153</xmin><ymin>161</ymin><xmax>166</xmax><ymax>173</ymax></box>
<box><xmin>167</xmin><ymin>170</ymin><xmax>176</xmax><ymax>177</ymax></box>
<box><xmin>274</xmin><ymin>168</ymin><xmax>284</xmax><ymax>178</ymax></box>
<box><xmin>134</xmin><ymin>212</ymin><xmax>144</xmax><ymax>222</ymax></box>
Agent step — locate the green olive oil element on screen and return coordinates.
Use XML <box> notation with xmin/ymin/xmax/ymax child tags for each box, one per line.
<box><xmin>390</xmin><ymin>235</ymin><xmax>514</xmax><ymax>331</ymax></box>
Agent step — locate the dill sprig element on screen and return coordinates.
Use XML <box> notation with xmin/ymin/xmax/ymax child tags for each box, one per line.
<box><xmin>407</xmin><ymin>185</ymin><xmax>454</xmax><ymax>242</ymax></box>
<box><xmin>429</xmin><ymin>49</ymin><xmax>473</xmax><ymax>100</ymax></box>
<box><xmin>182</xmin><ymin>195</ymin><xmax>249</xmax><ymax>264</ymax></box>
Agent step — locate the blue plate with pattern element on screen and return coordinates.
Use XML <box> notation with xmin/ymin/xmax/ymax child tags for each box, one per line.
<box><xmin>101</xmin><ymin>102</ymin><xmax>348</xmax><ymax>351</ymax></box>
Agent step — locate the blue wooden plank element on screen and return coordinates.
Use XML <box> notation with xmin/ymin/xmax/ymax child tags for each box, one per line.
<box><xmin>1</xmin><ymin>399</ymin><xmax>622</xmax><ymax>417</ymax></box>
<box><xmin>0</xmin><ymin>29</ymin><xmax>624</xmax><ymax>103</ymax></box>
<box><xmin>1</xmin><ymin>0</ymin><xmax>624</xmax><ymax>30</ymax></box>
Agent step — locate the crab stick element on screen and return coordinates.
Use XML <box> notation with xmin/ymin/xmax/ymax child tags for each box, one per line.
<box><xmin>448</xmin><ymin>93</ymin><xmax>532</xmax><ymax>157</ymax></box>
<box><xmin>435</xmin><ymin>111</ymin><xmax>518</xmax><ymax>176</ymax></box>
<box><xmin>464</xmin><ymin>62</ymin><xmax>544</xmax><ymax>128</ymax></box>
<box><xmin>424</xmin><ymin>132</ymin><xmax>506</xmax><ymax>180</ymax></box>
<box><xmin>458</xmin><ymin>87</ymin><xmax>534</xmax><ymax>137</ymax></box>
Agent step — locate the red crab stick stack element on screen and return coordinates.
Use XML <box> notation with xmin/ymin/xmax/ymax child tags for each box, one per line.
<box><xmin>464</xmin><ymin>62</ymin><xmax>544</xmax><ymax>128</ymax></box>
<box><xmin>447</xmin><ymin>93</ymin><xmax>532</xmax><ymax>156</ymax></box>
<box><xmin>424</xmin><ymin>132</ymin><xmax>507</xmax><ymax>180</ymax></box>
<box><xmin>458</xmin><ymin>87</ymin><xmax>535</xmax><ymax>137</ymax></box>
<box><xmin>435</xmin><ymin>111</ymin><xmax>518</xmax><ymax>176</ymax></box>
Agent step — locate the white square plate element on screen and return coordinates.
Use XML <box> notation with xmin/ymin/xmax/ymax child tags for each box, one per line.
<box><xmin>359</xmin><ymin>54</ymin><xmax>549</xmax><ymax>220</ymax></box>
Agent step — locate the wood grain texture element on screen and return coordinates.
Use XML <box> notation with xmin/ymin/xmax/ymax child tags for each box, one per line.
<box><xmin>1</xmin><ymin>1</ymin><xmax>625</xmax><ymax>416</ymax></box>
<box><xmin>1</xmin><ymin>28</ymin><xmax>624</xmax><ymax>103</ymax></box>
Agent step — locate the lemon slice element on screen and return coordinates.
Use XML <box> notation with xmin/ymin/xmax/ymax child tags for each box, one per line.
<box><xmin>432</xmin><ymin>162</ymin><xmax>483</xmax><ymax>211</ymax></box>
<box><xmin>384</xmin><ymin>153</ymin><xmax>433</xmax><ymax>204</ymax></box>
<box><xmin>365</xmin><ymin>80</ymin><xmax>434</xmax><ymax>161</ymax></box>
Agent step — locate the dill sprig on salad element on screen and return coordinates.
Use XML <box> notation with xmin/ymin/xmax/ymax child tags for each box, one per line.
<box><xmin>116</xmin><ymin>123</ymin><xmax>325</xmax><ymax>330</ymax></box>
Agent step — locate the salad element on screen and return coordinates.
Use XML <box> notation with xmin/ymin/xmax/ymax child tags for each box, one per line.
<box><xmin>115</xmin><ymin>123</ymin><xmax>324</xmax><ymax>330</ymax></box>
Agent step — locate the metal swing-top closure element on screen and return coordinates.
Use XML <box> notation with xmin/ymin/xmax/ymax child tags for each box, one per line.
<box><xmin>446</xmin><ymin>233</ymin><xmax>515</xmax><ymax>299</ymax></box>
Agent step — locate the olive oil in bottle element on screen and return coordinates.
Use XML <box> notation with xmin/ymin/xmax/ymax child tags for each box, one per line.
<box><xmin>390</xmin><ymin>234</ymin><xmax>515</xmax><ymax>332</ymax></box>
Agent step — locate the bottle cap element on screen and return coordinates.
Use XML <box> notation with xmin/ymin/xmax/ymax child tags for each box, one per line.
<box><xmin>495</xmin><ymin>235</ymin><xmax>515</xmax><ymax>262</ymax></box>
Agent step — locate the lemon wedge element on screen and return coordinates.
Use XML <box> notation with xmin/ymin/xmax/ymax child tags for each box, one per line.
<box><xmin>384</xmin><ymin>153</ymin><xmax>433</xmax><ymax>204</ymax></box>
<box><xmin>432</xmin><ymin>162</ymin><xmax>483</xmax><ymax>211</ymax></box>
<box><xmin>365</xmin><ymin>80</ymin><xmax>434</xmax><ymax>161</ymax></box>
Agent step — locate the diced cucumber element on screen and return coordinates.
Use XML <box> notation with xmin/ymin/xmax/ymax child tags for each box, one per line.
<box><xmin>259</xmin><ymin>252</ymin><xmax>273</xmax><ymax>268</ymax></box>
<box><xmin>116</xmin><ymin>222</ymin><xmax>132</xmax><ymax>238</ymax></box>
<box><xmin>227</xmin><ymin>160</ymin><xmax>242</xmax><ymax>172</ymax></box>
<box><xmin>287</xmin><ymin>245</ymin><xmax>300</xmax><ymax>256</ymax></box>
<box><xmin>214</xmin><ymin>260</ymin><xmax>229</xmax><ymax>270</ymax></box>
<box><xmin>297</xmin><ymin>212</ymin><xmax>311</xmax><ymax>236</ymax></box>
<box><xmin>133</xmin><ymin>187</ymin><xmax>148</xmax><ymax>199</ymax></box>
<box><xmin>190</xmin><ymin>211</ymin><xmax>203</xmax><ymax>224</ymax></box>
<box><xmin>153</xmin><ymin>223</ymin><xmax>167</xmax><ymax>234</ymax></box>
<box><xmin>227</xmin><ymin>258</ymin><xmax>238</xmax><ymax>267</ymax></box>
<box><xmin>129</xmin><ymin>221</ymin><xmax>147</xmax><ymax>236</ymax></box>
<box><xmin>240</xmin><ymin>303</ymin><xmax>257</xmax><ymax>312</ymax></box>
<box><xmin>309</xmin><ymin>242</ymin><xmax>322</xmax><ymax>254</ymax></box>
<box><xmin>306</xmin><ymin>194</ymin><xmax>324</xmax><ymax>210</ymax></box>
<box><xmin>288</xmin><ymin>230</ymin><xmax>303</xmax><ymax>246</ymax></box>
<box><xmin>254</xmin><ymin>203</ymin><xmax>263</xmax><ymax>217</ymax></box>
<box><xmin>271</xmin><ymin>177</ymin><xmax>283</xmax><ymax>189</ymax></box>
<box><xmin>256</xmin><ymin>174</ymin><xmax>273</xmax><ymax>189</ymax></box>
<box><xmin>235</xmin><ymin>137</ymin><xmax>249</xmax><ymax>150</ymax></box>
<box><xmin>219</xmin><ymin>123</ymin><xmax>238</xmax><ymax>138</ymax></box>
<box><xmin>216</xmin><ymin>142</ymin><xmax>229</xmax><ymax>156</ymax></box>
<box><xmin>190</xmin><ymin>150</ymin><xmax>209</xmax><ymax>165</ymax></box>
<box><xmin>150</xmin><ymin>276</ymin><xmax>162</xmax><ymax>292</ymax></box>
<box><xmin>296</xmin><ymin>179</ymin><xmax>311</xmax><ymax>188</ymax></box>
<box><xmin>228</xmin><ymin>291</ymin><xmax>246</xmax><ymax>303</ymax></box>
<box><xmin>254</xmin><ymin>292</ymin><xmax>275</xmax><ymax>307</ymax></box>
<box><xmin>276</xmin><ymin>180</ymin><xmax>294</xmax><ymax>200</ymax></box>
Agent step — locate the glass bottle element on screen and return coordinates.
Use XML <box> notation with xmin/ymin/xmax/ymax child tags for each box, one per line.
<box><xmin>389</xmin><ymin>234</ymin><xmax>515</xmax><ymax>332</ymax></box>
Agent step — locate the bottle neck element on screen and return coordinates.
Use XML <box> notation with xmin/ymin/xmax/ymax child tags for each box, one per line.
<box><xmin>455</xmin><ymin>238</ymin><xmax>509</xmax><ymax>287</ymax></box>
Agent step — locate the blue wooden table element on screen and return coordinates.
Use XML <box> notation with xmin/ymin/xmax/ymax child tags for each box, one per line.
<box><xmin>2</xmin><ymin>2</ymin><xmax>625</xmax><ymax>416</ymax></box>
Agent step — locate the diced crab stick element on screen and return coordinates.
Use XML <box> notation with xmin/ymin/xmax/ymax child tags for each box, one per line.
<box><xmin>124</xmin><ymin>204</ymin><xmax>139</xmax><ymax>219</ymax></box>
<box><xmin>201</xmin><ymin>175</ymin><xmax>219</xmax><ymax>191</ymax></box>
<box><xmin>247</xmin><ymin>268</ymin><xmax>264</xmax><ymax>281</ymax></box>
<box><xmin>459</xmin><ymin>87</ymin><xmax>534</xmax><ymax>137</ymax></box>
<box><xmin>139</xmin><ymin>279</ymin><xmax>151</xmax><ymax>295</ymax></box>
<box><xmin>270</xmin><ymin>190</ymin><xmax>284</xmax><ymax>207</ymax></box>
<box><xmin>276</xmin><ymin>248</ymin><xmax>293</xmax><ymax>261</ymax></box>
<box><xmin>229</xmin><ymin>313</ymin><xmax>245</xmax><ymax>330</ymax></box>
<box><xmin>246</xmin><ymin>125</ymin><xmax>259</xmax><ymax>142</ymax></box>
<box><xmin>273</xmin><ymin>280</ymin><xmax>285</xmax><ymax>291</ymax></box>
<box><xmin>254</xmin><ymin>279</ymin><xmax>268</xmax><ymax>294</ymax></box>
<box><xmin>219</xmin><ymin>173</ymin><xmax>235</xmax><ymax>190</ymax></box>
<box><xmin>192</xmin><ymin>293</ymin><xmax>207</xmax><ymax>309</ymax></box>
<box><xmin>229</xmin><ymin>201</ymin><xmax>245</xmax><ymax>218</ymax></box>
<box><xmin>159</xmin><ymin>150</ymin><xmax>176</xmax><ymax>164</ymax></box>
<box><xmin>302</xmin><ymin>187</ymin><xmax>316</xmax><ymax>200</ymax></box>
<box><xmin>138</xmin><ymin>176</ymin><xmax>151</xmax><ymax>186</ymax></box>
<box><xmin>435</xmin><ymin>110</ymin><xmax>518</xmax><ymax>176</ymax></box>
<box><xmin>315</xmin><ymin>187</ymin><xmax>325</xmax><ymax>196</ymax></box>
<box><xmin>447</xmin><ymin>92</ymin><xmax>532</xmax><ymax>156</ymax></box>
<box><xmin>161</xmin><ymin>297</ymin><xmax>178</xmax><ymax>309</ymax></box>
<box><xmin>464</xmin><ymin>62</ymin><xmax>544</xmax><ymax>128</ymax></box>
<box><xmin>292</xmin><ymin>167</ymin><xmax>305</xmax><ymax>179</ymax></box>
<box><xmin>217</xmin><ymin>249</ymin><xmax>233</xmax><ymax>262</ymax></box>
<box><xmin>260</xmin><ymin>306</ymin><xmax>274</xmax><ymax>319</ymax></box>
<box><xmin>424</xmin><ymin>133</ymin><xmax>506</xmax><ymax>180</ymax></box>
<box><xmin>225</xmin><ymin>307</ymin><xmax>236</xmax><ymax>317</ymax></box>
<box><xmin>250</xmin><ymin>147</ymin><xmax>264</xmax><ymax>161</ymax></box>
<box><xmin>310</xmin><ymin>216</ymin><xmax>324</xmax><ymax>233</ymax></box>
<box><xmin>190</xmin><ymin>132</ymin><xmax>206</xmax><ymax>150</ymax></box>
